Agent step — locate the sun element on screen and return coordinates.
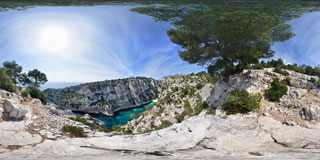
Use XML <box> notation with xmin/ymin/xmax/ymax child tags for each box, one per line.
<box><xmin>39</xmin><ymin>26</ymin><xmax>69</xmax><ymax>52</ymax></box>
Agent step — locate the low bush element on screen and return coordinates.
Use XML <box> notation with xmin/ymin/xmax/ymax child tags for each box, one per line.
<box><xmin>70</xmin><ymin>117</ymin><xmax>97</xmax><ymax>129</ymax></box>
<box><xmin>268</xmin><ymin>78</ymin><xmax>288</xmax><ymax>102</ymax></box>
<box><xmin>21</xmin><ymin>88</ymin><xmax>30</xmax><ymax>98</ymax></box>
<box><xmin>29</xmin><ymin>87</ymin><xmax>47</xmax><ymax>104</ymax></box>
<box><xmin>156</xmin><ymin>120</ymin><xmax>172</xmax><ymax>130</ymax></box>
<box><xmin>61</xmin><ymin>125</ymin><xmax>86</xmax><ymax>137</ymax></box>
<box><xmin>206</xmin><ymin>107</ymin><xmax>216</xmax><ymax>115</ymax></box>
<box><xmin>0</xmin><ymin>68</ymin><xmax>16</xmax><ymax>92</ymax></box>
<box><xmin>195</xmin><ymin>83</ymin><xmax>204</xmax><ymax>90</ymax></box>
<box><xmin>124</xmin><ymin>129</ymin><xmax>133</xmax><ymax>135</ymax></box>
<box><xmin>222</xmin><ymin>89</ymin><xmax>262</xmax><ymax>115</ymax></box>
<box><xmin>310</xmin><ymin>78</ymin><xmax>320</xmax><ymax>88</ymax></box>
<box><xmin>274</xmin><ymin>67</ymin><xmax>289</xmax><ymax>76</ymax></box>
<box><xmin>316</xmin><ymin>81</ymin><xmax>320</xmax><ymax>88</ymax></box>
<box><xmin>183</xmin><ymin>100</ymin><xmax>193</xmax><ymax>116</ymax></box>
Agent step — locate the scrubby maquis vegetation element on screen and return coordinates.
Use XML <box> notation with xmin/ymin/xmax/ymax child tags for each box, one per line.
<box><xmin>222</xmin><ymin>89</ymin><xmax>262</xmax><ymax>115</ymax></box>
<box><xmin>0</xmin><ymin>68</ymin><xmax>16</xmax><ymax>92</ymax></box>
<box><xmin>250</xmin><ymin>58</ymin><xmax>320</xmax><ymax>78</ymax></box>
<box><xmin>273</xmin><ymin>67</ymin><xmax>289</xmax><ymax>76</ymax></box>
<box><xmin>61</xmin><ymin>125</ymin><xmax>86</xmax><ymax>137</ymax></box>
<box><xmin>268</xmin><ymin>78</ymin><xmax>288</xmax><ymax>102</ymax></box>
<box><xmin>0</xmin><ymin>61</ymin><xmax>48</xmax><ymax>104</ymax></box>
<box><xmin>70</xmin><ymin>117</ymin><xmax>97</xmax><ymax>129</ymax></box>
<box><xmin>21</xmin><ymin>88</ymin><xmax>30</xmax><ymax>98</ymax></box>
<box><xmin>29</xmin><ymin>87</ymin><xmax>48</xmax><ymax>104</ymax></box>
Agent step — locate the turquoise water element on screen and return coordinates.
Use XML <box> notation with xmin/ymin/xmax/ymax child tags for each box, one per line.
<box><xmin>93</xmin><ymin>102</ymin><xmax>154</xmax><ymax>128</ymax></box>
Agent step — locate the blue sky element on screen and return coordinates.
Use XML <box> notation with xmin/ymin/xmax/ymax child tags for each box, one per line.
<box><xmin>0</xmin><ymin>6</ymin><xmax>204</xmax><ymax>88</ymax></box>
<box><xmin>271</xmin><ymin>12</ymin><xmax>320</xmax><ymax>65</ymax></box>
<box><xmin>0</xmin><ymin>6</ymin><xmax>319</xmax><ymax>89</ymax></box>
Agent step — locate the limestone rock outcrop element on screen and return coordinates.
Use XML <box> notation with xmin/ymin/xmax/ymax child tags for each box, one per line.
<box><xmin>2</xmin><ymin>99</ymin><xmax>28</xmax><ymax>120</ymax></box>
<box><xmin>44</xmin><ymin>77</ymin><xmax>164</xmax><ymax>115</ymax></box>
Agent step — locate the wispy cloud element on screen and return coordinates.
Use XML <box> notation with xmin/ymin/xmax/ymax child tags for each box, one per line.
<box><xmin>0</xmin><ymin>5</ymin><xmax>206</xmax><ymax>85</ymax></box>
<box><xmin>272</xmin><ymin>12</ymin><xmax>320</xmax><ymax>66</ymax></box>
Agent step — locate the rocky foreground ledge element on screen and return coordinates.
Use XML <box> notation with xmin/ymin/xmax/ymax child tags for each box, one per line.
<box><xmin>0</xmin><ymin>68</ymin><xmax>320</xmax><ymax>160</ymax></box>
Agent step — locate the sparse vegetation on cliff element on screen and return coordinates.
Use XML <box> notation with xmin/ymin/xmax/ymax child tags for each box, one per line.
<box><xmin>268</xmin><ymin>78</ymin><xmax>288</xmax><ymax>102</ymax></box>
<box><xmin>0</xmin><ymin>68</ymin><xmax>16</xmax><ymax>92</ymax></box>
<box><xmin>61</xmin><ymin>125</ymin><xmax>86</xmax><ymax>137</ymax></box>
<box><xmin>222</xmin><ymin>89</ymin><xmax>262</xmax><ymax>115</ymax></box>
<box><xmin>0</xmin><ymin>61</ymin><xmax>48</xmax><ymax>104</ymax></box>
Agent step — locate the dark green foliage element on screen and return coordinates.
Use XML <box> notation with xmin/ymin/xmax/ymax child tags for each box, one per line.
<box><xmin>257</xmin><ymin>59</ymin><xmax>320</xmax><ymax>78</ymax></box>
<box><xmin>18</xmin><ymin>73</ymin><xmax>32</xmax><ymax>86</ymax></box>
<box><xmin>180</xmin><ymin>86</ymin><xmax>196</xmax><ymax>98</ymax></box>
<box><xmin>61</xmin><ymin>125</ymin><xmax>86</xmax><ymax>137</ymax></box>
<box><xmin>310</xmin><ymin>78</ymin><xmax>320</xmax><ymax>88</ymax></box>
<box><xmin>172</xmin><ymin>86</ymin><xmax>179</xmax><ymax>92</ymax></box>
<box><xmin>176</xmin><ymin>112</ymin><xmax>186</xmax><ymax>123</ymax></box>
<box><xmin>268</xmin><ymin>78</ymin><xmax>288</xmax><ymax>102</ymax></box>
<box><xmin>315</xmin><ymin>80</ymin><xmax>320</xmax><ymax>88</ymax></box>
<box><xmin>310</xmin><ymin>77</ymin><xmax>317</xmax><ymax>83</ymax></box>
<box><xmin>163</xmin><ymin>92</ymin><xmax>174</xmax><ymax>104</ymax></box>
<box><xmin>183</xmin><ymin>100</ymin><xmax>192</xmax><ymax>116</ymax></box>
<box><xmin>156</xmin><ymin>120</ymin><xmax>172</xmax><ymax>130</ymax></box>
<box><xmin>167</xmin><ymin>10</ymin><xmax>293</xmax><ymax>77</ymax></box>
<box><xmin>195</xmin><ymin>83</ymin><xmax>204</xmax><ymax>90</ymax></box>
<box><xmin>70</xmin><ymin>117</ymin><xmax>97</xmax><ymax>129</ymax></box>
<box><xmin>111</xmin><ymin>125</ymin><xmax>124</xmax><ymax>132</ymax></box>
<box><xmin>159</xmin><ymin>107</ymin><xmax>165</xmax><ymax>114</ymax></box>
<box><xmin>274</xmin><ymin>67</ymin><xmax>289</xmax><ymax>76</ymax></box>
<box><xmin>124</xmin><ymin>129</ymin><xmax>133</xmax><ymax>135</ymax></box>
<box><xmin>0</xmin><ymin>68</ymin><xmax>16</xmax><ymax>92</ymax></box>
<box><xmin>21</xmin><ymin>88</ymin><xmax>30</xmax><ymax>98</ymax></box>
<box><xmin>222</xmin><ymin>89</ymin><xmax>262</xmax><ymax>115</ymax></box>
<box><xmin>29</xmin><ymin>87</ymin><xmax>47</xmax><ymax>104</ymax></box>
<box><xmin>27</xmin><ymin>69</ymin><xmax>48</xmax><ymax>87</ymax></box>
<box><xmin>98</xmin><ymin>128</ymin><xmax>112</xmax><ymax>133</ymax></box>
<box><xmin>2</xmin><ymin>61</ymin><xmax>22</xmax><ymax>84</ymax></box>
<box><xmin>206</xmin><ymin>107</ymin><xmax>216</xmax><ymax>115</ymax></box>
<box><xmin>284</xmin><ymin>77</ymin><xmax>291</xmax><ymax>86</ymax></box>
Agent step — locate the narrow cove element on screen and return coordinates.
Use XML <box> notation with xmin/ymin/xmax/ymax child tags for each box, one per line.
<box><xmin>89</xmin><ymin>102</ymin><xmax>154</xmax><ymax>128</ymax></box>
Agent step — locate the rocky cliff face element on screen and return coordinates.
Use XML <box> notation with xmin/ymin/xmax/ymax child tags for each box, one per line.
<box><xmin>124</xmin><ymin>68</ymin><xmax>320</xmax><ymax>133</ymax></box>
<box><xmin>44</xmin><ymin>78</ymin><xmax>164</xmax><ymax>115</ymax></box>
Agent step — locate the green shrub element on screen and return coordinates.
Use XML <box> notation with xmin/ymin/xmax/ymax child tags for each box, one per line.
<box><xmin>310</xmin><ymin>78</ymin><xmax>320</xmax><ymax>88</ymax></box>
<box><xmin>188</xmin><ymin>87</ymin><xmax>196</xmax><ymax>96</ymax></box>
<box><xmin>268</xmin><ymin>78</ymin><xmax>288</xmax><ymax>102</ymax></box>
<box><xmin>0</xmin><ymin>68</ymin><xmax>16</xmax><ymax>92</ymax></box>
<box><xmin>111</xmin><ymin>125</ymin><xmax>123</xmax><ymax>132</ymax></box>
<box><xmin>284</xmin><ymin>77</ymin><xmax>291</xmax><ymax>86</ymax></box>
<box><xmin>172</xmin><ymin>87</ymin><xmax>179</xmax><ymax>92</ymax></box>
<box><xmin>70</xmin><ymin>117</ymin><xmax>97</xmax><ymax>129</ymax></box>
<box><xmin>194</xmin><ymin>95</ymin><xmax>205</xmax><ymax>115</ymax></box>
<box><xmin>310</xmin><ymin>77</ymin><xmax>317</xmax><ymax>83</ymax></box>
<box><xmin>316</xmin><ymin>81</ymin><xmax>320</xmax><ymax>88</ymax></box>
<box><xmin>274</xmin><ymin>67</ymin><xmax>289</xmax><ymax>76</ymax></box>
<box><xmin>21</xmin><ymin>88</ymin><xmax>30</xmax><ymax>98</ymax></box>
<box><xmin>156</xmin><ymin>120</ymin><xmax>172</xmax><ymax>130</ymax></box>
<box><xmin>176</xmin><ymin>112</ymin><xmax>187</xmax><ymax>123</ymax></box>
<box><xmin>195</xmin><ymin>83</ymin><xmax>204</xmax><ymax>90</ymax></box>
<box><xmin>183</xmin><ymin>100</ymin><xmax>193</xmax><ymax>116</ymax></box>
<box><xmin>206</xmin><ymin>107</ymin><xmax>216</xmax><ymax>115</ymax></box>
<box><xmin>222</xmin><ymin>89</ymin><xmax>262</xmax><ymax>115</ymax></box>
<box><xmin>124</xmin><ymin>129</ymin><xmax>133</xmax><ymax>135</ymax></box>
<box><xmin>61</xmin><ymin>125</ymin><xmax>86</xmax><ymax>137</ymax></box>
<box><xmin>29</xmin><ymin>87</ymin><xmax>47</xmax><ymax>104</ymax></box>
<box><xmin>159</xmin><ymin>107</ymin><xmax>165</xmax><ymax>114</ymax></box>
<box><xmin>98</xmin><ymin>128</ymin><xmax>112</xmax><ymax>133</ymax></box>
